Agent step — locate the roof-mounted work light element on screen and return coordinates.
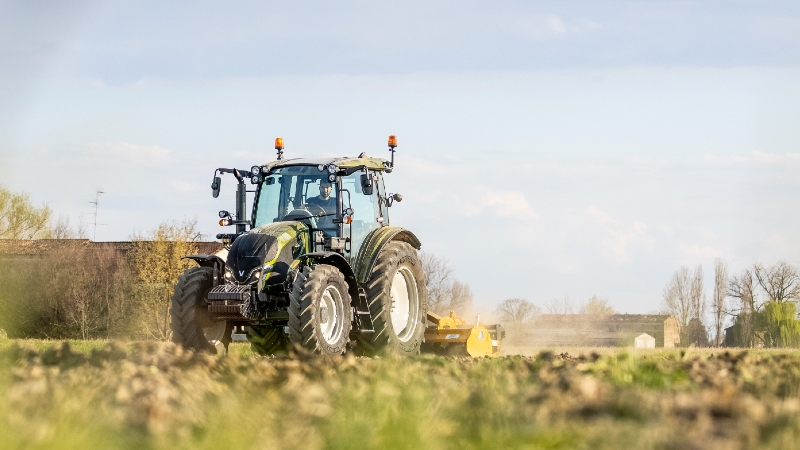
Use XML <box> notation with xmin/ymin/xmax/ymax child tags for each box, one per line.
<box><xmin>275</xmin><ymin>137</ymin><xmax>284</xmax><ymax>160</ymax></box>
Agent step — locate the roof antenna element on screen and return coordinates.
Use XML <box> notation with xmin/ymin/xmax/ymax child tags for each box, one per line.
<box><xmin>275</xmin><ymin>137</ymin><xmax>284</xmax><ymax>160</ymax></box>
<box><xmin>88</xmin><ymin>188</ymin><xmax>105</xmax><ymax>241</ymax></box>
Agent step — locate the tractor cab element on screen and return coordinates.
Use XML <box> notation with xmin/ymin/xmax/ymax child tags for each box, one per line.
<box><xmin>251</xmin><ymin>157</ymin><xmax>391</xmax><ymax>263</ymax></box>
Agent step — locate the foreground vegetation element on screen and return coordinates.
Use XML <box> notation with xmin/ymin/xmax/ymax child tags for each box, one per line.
<box><xmin>2</xmin><ymin>340</ymin><xmax>800</xmax><ymax>449</ymax></box>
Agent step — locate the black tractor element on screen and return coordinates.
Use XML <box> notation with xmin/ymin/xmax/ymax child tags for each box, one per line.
<box><xmin>170</xmin><ymin>136</ymin><xmax>428</xmax><ymax>356</ymax></box>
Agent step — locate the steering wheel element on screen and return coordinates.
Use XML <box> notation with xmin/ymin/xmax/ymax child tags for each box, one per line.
<box><xmin>305</xmin><ymin>204</ymin><xmax>327</xmax><ymax>217</ymax></box>
<box><xmin>283</xmin><ymin>208</ymin><xmax>318</xmax><ymax>227</ymax></box>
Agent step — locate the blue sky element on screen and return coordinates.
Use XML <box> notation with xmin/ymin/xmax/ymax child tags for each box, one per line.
<box><xmin>2</xmin><ymin>1</ymin><xmax>799</xmax><ymax>316</ymax></box>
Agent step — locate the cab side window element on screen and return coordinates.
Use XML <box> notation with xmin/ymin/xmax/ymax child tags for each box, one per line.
<box><xmin>342</xmin><ymin>171</ymin><xmax>382</xmax><ymax>257</ymax></box>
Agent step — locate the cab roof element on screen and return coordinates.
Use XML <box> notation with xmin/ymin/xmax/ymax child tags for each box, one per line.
<box><xmin>263</xmin><ymin>156</ymin><xmax>389</xmax><ymax>172</ymax></box>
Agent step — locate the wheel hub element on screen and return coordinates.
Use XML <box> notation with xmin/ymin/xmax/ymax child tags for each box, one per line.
<box><xmin>389</xmin><ymin>267</ymin><xmax>419</xmax><ymax>342</ymax></box>
<box><xmin>319</xmin><ymin>285</ymin><xmax>344</xmax><ymax>345</ymax></box>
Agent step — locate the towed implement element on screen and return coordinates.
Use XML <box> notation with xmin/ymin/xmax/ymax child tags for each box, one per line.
<box><xmin>422</xmin><ymin>311</ymin><xmax>505</xmax><ymax>357</ymax></box>
<box><xmin>170</xmin><ymin>136</ymin><xmax>429</xmax><ymax>356</ymax></box>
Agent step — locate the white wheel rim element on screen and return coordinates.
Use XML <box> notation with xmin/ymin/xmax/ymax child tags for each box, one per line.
<box><xmin>390</xmin><ymin>266</ymin><xmax>419</xmax><ymax>342</ymax></box>
<box><xmin>204</xmin><ymin>321</ymin><xmax>228</xmax><ymax>355</ymax></box>
<box><xmin>319</xmin><ymin>285</ymin><xmax>345</xmax><ymax>345</ymax></box>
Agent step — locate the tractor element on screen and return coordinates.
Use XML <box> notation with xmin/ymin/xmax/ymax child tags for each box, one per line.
<box><xmin>170</xmin><ymin>136</ymin><xmax>428</xmax><ymax>356</ymax></box>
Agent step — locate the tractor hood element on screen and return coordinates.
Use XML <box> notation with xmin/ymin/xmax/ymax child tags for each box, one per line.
<box><xmin>226</xmin><ymin>221</ymin><xmax>308</xmax><ymax>284</ymax></box>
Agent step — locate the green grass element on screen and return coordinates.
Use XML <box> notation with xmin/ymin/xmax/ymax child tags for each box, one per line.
<box><xmin>2</xmin><ymin>338</ymin><xmax>800</xmax><ymax>449</ymax></box>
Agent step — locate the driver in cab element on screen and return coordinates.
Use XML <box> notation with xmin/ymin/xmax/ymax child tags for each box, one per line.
<box><xmin>306</xmin><ymin>181</ymin><xmax>336</xmax><ymax>217</ymax></box>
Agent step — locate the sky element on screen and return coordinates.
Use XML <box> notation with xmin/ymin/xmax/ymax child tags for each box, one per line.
<box><xmin>2</xmin><ymin>1</ymin><xmax>800</xmax><ymax>317</ymax></box>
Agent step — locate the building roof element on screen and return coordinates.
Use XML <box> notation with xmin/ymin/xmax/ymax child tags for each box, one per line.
<box><xmin>535</xmin><ymin>314</ymin><xmax>674</xmax><ymax>323</ymax></box>
<box><xmin>0</xmin><ymin>240</ymin><xmax>223</xmax><ymax>256</ymax></box>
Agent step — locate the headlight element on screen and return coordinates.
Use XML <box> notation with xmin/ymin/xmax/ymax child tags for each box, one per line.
<box><xmin>318</xmin><ymin>164</ymin><xmax>325</xmax><ymax>172</ymax></box>
<box><xmin>251</xmin><ymin>165</ymin><xmax>261</xmax><ymax>175</ymax></box>
<box><xmin>250</xmin><ymin>176</ymin><xmax>260</xmax><ymax>184</ymax></box>
<box><xmin>253</xmin><ymin>270</ymin><xmax>261</xmax><ymax>279</ymax></box>
<box><xmin>327</xmin><ymin>164</ymin><xmax>338</xmax><ymax>174</ymax></box>
<box><xmin>328</xmin><ymin>174</ymin><xmax>336</xmax><ymax>182</ymax></box>
<box><xmin>224</xmin><ymin>269</ymin><xmax>232</xmax><ymax>280</ymax></box>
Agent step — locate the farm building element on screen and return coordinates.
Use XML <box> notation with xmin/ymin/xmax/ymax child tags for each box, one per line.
<box><xmin>0</xmin><ymin>239</ymin><xmax>223</xmax><ymax>263</ymax></box>
<box><xmin>523</xmin><ymin>314</ymin><xmax>680</xmax><ymax>348</ymax></box>
<box><xmin>635</xmin><ymin>333</ymin><xmax>656</xmax><ymax>348</ymax></box>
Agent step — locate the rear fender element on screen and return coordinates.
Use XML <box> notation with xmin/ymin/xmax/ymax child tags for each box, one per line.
<box><xmin>353</xmin><ymin>227</ymin><xmax>421</xmax><ymax>284</ymax></box>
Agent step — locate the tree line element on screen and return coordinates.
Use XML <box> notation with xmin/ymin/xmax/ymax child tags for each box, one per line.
<box><xmin>1</xmin><ymin>185</ymin><xmax>478</xmax><ymax>340</ymax></box>
<box><xmin>492</xmin><ymin>295</ymin><xmax>617</xmax><ymax>344</ymax></box>
<box><xmin>0</xmin><ymin>219</ymin><xmax>202</xmax><ymax>340</ymax></box>
<box><xmin>661</xmin><ymin>259</ymin><xmax>800</xmax><ymax>348</ymax></box>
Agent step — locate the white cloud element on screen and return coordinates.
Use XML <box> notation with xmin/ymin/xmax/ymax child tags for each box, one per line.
<box><xmin>678</xmin><ymin>243</ymin><xmax>719</xmax><ymax>260</ymax></box>
<box><xmin>169</xmin><ymin>180</ymin><xmax>204</xmax><ymax>194</ymax></box>
<box><xmin>510</xmin><ymin>14</ymin><xmax>601</xmax><ymax>40</ymax></box>
<box><xmin>587</xmin><ymin>205</ymin><xmax>612</xmax><ymax>224</ymax></box>
<box><xmin>84</xmin><ymin>142</ymin><xmax>174</xmax><ymax>167</ymax></box>
<box><xmin>451</xmin><ymin>187</ymin><xmax>536</xmax><ymax>219</ymax></box>
<box><xmin>703</xmin><ymin>151</ymin><xmax>800</xmax><ymax>166</ymax></box>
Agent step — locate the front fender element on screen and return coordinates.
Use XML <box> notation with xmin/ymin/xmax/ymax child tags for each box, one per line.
<box><xmin>182</xmin><ymin>254</ymin><xmax>226</xmax><ymax>286</ymax></box>
<box><xmin>183</xmin><ymin>254</ymin><xmax>225</xmax><ymax>269</ymax></box>
<box><xmin>353</xmin><ymin>227</ymin><xmax>421</xmax><ymax>284</ymax></box>
<box><xmin>298</xmin><ymin>251</ymin><xmax>359</xmax><ymax>304</ymax></box>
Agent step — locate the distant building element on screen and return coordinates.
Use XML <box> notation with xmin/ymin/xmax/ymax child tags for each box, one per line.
<box><xmin>0</xmin><ymin>239</ymin><xmax>223</xmax><ymax>260</ymax></box>
<box><xmin>523</xmin><ymin>314</ymin><xmax>680</xmax><ymax>348</ymax></box>
<box><xmin>0</xmin><ymin>239</ymin><xmax>224</xmax><ymax>269</ymax></box>
<box><xmin>634</xmin><ymin>333</ymin><xmax>656</xmax><ymax>349</ymax></box>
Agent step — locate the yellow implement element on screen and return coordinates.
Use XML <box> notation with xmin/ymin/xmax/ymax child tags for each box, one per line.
<box><xmin>422</xmin><ymin>311</ymin><xmax>504</xmax><ymax>357</ymax></box>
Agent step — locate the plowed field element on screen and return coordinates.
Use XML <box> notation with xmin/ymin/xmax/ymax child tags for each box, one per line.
<box><xmin>1</xmin><ymin>340</ymin><xmax>799</xmax><ymax>449</ymax></box>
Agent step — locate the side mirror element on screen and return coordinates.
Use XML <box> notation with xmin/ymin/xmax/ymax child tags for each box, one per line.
<box><xmin>360</xmin><ymin>173</ymin><xmax>374</xmax><ymax>195</ymax></box>
<box><xmin>387</xmin><ymin>193</ymin><xmax>402</xmax><ymax>207</ymax></box>
<box><xmin>211</xmin><ymin>176</ymin><xmax>221</xmax><ymax>198</ymax></box>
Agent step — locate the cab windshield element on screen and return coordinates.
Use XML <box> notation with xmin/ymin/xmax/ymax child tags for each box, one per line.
<box><xmin>253</xmin><ymin>166</ymin><xmax>339</xmax><ymax>235</ymax></box>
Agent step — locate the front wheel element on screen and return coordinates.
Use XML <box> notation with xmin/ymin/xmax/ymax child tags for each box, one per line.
<box><xmin>247</xmin><ymin>325</ymin><xmax>290</xmax><ymax>356</ymax></box>
<box><xmin>288</xmin><ymin>264</ymin><xmax>353</xmax><ymax>355</ymax></box>
<box><xmin>357</xmin><ymin>241</ymin><xmax>428</xmax><ymax>356</ymax></box>
<box><xmin>170</xmin><ymin>266</ymin><xmax>232</xmax><ymax>354</ymax></box>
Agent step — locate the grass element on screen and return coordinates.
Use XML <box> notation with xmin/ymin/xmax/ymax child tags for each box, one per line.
<box><xmin>2</xmin><ymin>337</ymin><xmax>800</xmax><ymax>449</ymax></box>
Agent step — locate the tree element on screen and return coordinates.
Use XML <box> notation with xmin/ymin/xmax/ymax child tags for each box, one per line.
<box><xmin>756</xmin><ymin>301</ymin><xmax>800</xmax><ymax>348</ymax></box>
<box><xmin>754</xmin><ymin>261</ymin><xmax>800</xmax><ymax>303</ymax></box>
<box><xmin>663</xmin><ymin>267</ymin><xmax>692</xmax><ymax>330</ymax></box>
<box><xmin>711</xmin><ymin>258</ymin><xmax>728</xmax><ymax>346</ymax></box>
<box><xmin>0</xmin><ymin>241</ymin><xmax>136</xmax><ymax>339</ymax></box>
<box><xmin>420</xmin><ymin>252</ymin><xmax>473</xmax><ymax>315</ymax></box>
<box><xmin>663</xmin><ymin>265</ymin><xmax>706</xmax><ymax>345</ymax></box>
<box><xmin>0</xmin><ymin>185</ymin><xmax>52</xmax><ymax>239</ymax></box>
<box><xmin>495</xmin><ymin>298</ymin><xmax>540</xmax><ymax>344</ymax></box>
<box><xmin>544</xmin><ymin>296</ymin><xmax>575</xmax><ymax>315</ymax></box>
<box><xmin>131</xmin><ymin>220</ymin><xmax>201</xmax><ymax>340</ymax></box>
<box><xmin>51</xmin><ymin>215</ymin><xmax>88</xmax><ymax>239</ymax></box>
<box><xmin>728</xmin><ymin>268</ymin><xmax>758</xmax><ymax>347</ymax></box>
<box><xmin>683</xmin><ymin>318</ymin><xmax>709</xmax><ymax>347</ymax></box>
<box><xmin>579</xmin><ymin>296</ymin><xmax>617</xmax><ymax>316</ymax></box>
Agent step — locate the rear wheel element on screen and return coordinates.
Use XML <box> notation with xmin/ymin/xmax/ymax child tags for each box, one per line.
<box><xmin>288</xmin><ymin>264</ymin><xmax>353</xmax><ymax>355</ymax></box>
<box><xmin>247</xmin><ymin>325</ymin><xmax>290</xmax><ymax>356</ymax></box>
<box><xmin>170</xmin><ymin>266</ymin><xmax>232</xmax><ymax>354</ymax></box>
<box><xmin>357</xmin><ymin>241</ymin><xmax>428</xmax><ymax>356</ymax></box>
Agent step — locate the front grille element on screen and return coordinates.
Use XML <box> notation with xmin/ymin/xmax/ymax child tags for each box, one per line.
<box><xmin>208</xmin><ymin>284</ymin><xmax>251</xmax><ymax>302</ymax></box>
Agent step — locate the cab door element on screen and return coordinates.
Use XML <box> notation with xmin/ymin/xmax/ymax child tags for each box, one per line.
<box><xmin>341</xmin><ymin>170</ymin><xmax>383</xmax><ymax>264</ymax></box>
